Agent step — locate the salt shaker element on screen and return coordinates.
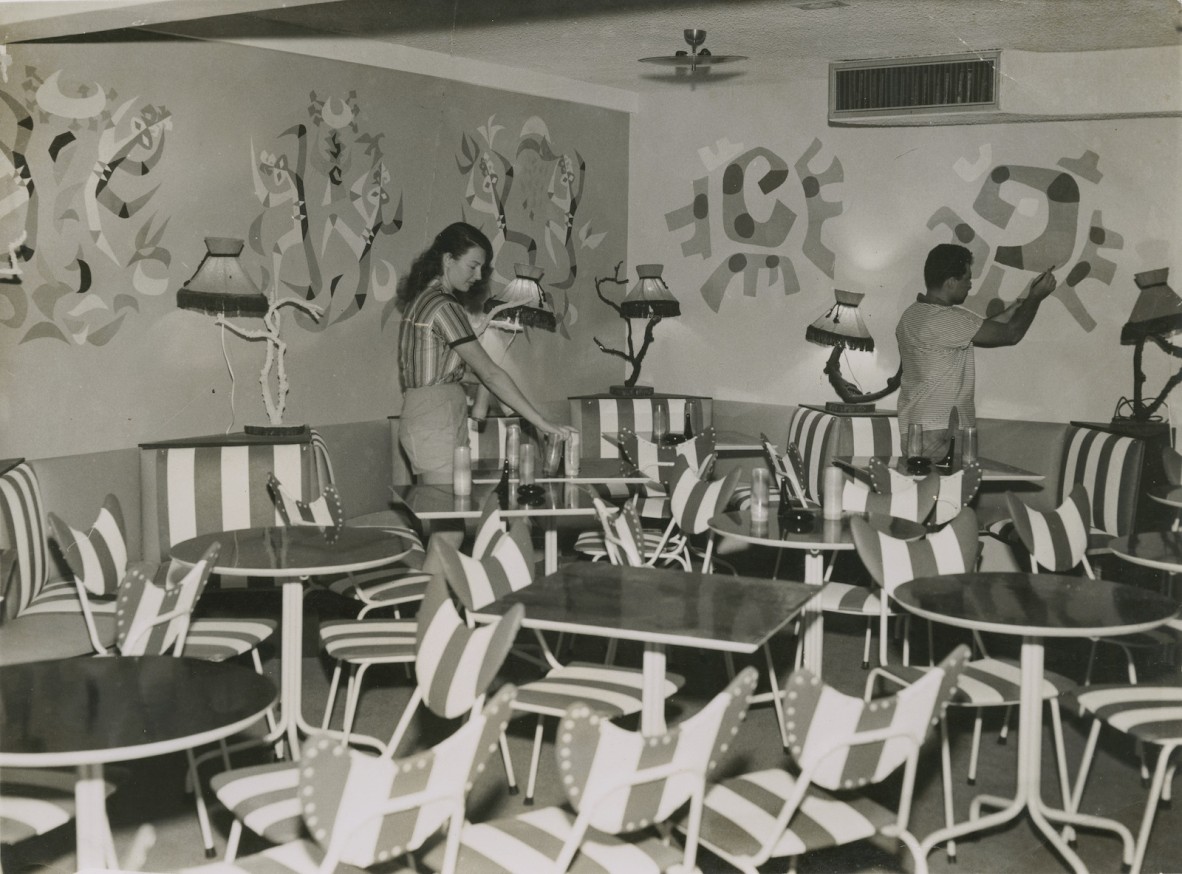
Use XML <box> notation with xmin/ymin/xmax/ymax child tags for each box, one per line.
<box><xmin>750</xmin><ymin>466</ymin><xmax>771</xmax><ymax>522</ymax></box>
<box><xmin>452</xmin><ymin>444</ymin><xmax>472</xmax><ymax>496</ymax></box>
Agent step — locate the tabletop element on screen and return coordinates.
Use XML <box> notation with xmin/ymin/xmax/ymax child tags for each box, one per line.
<box><xmin>1108</xmin><ymin>530</ymin><xmax>1182</xmax><ymax>573</ymax></box>
<box><xmin>834</xmin><ymin>455</ymin><xmax>1044</xmax><ymax>483</ymax></box>
<box><xmin>708</xmin><ymin>508</ymin><xmax>927</xmax><ymax>550</ymax></box>
<box><xmin>381</xmin><ymin>479</ymin><xmax>640</xmax><ymax>521</ymax></box>
<box><xmin>470</xmin><ymin>560</ymin><xmax>817</xmax><ymax>653</ymax></box>
<box><xmin>1147</xmin><ymin>484</ymin><xmax>1182</xmax><ymax>510</ymax></box>
<box><xmin>170</xmin><ymin>525</ymin><xmax>410</xmax><ymax>577</ymax></box>
<box><xmin>0</xmin><ymin>656</ymin><xmax>277</xmax><ymax>767</ymax></box>
<box><xmin>895</xmin><ymin>572</ymin><xmax>1179</xmax><ymax>638</ymax></box>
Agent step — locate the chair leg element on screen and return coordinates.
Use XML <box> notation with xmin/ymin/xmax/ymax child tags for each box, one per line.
<box><xmin>1085</xmin><ymin>640</ymin><xmax>1099</xmax><ymax>685</ymax></box>
<box><xmin>224</xmin><ymin>819</ymin><xmax>243</xmax><ymax>862</ymax></box>
<box><xmin>525</xmin><ymin>716</ymin><xmax>545</xmax><ymax>805</ymax></box>
<box><xmin>861</xmin><ymin>619</ymin><xmax>872</xmax><ymax>670</ymax></box>
<box><xmin>968</xmin><ymin>710</ymin><xmax>984</xmax><ymax>785</ymax></box>
<box><xmin>342</xmin><ymin>662</ymin><xmax>372</xmax><ymax>742</ymax></box>
<box><xmin>186</xmin><ymin>749</ymin><xmax>217</xmax><ymax>858</ymax></box>
<box><xmin>940</xmin><ymin>720</ymin><xmax>958</xmax><ymax>861</ymax></box>
<box><xmin>894</xmin><ymin>827</ymin><xmax>930</xmax><ymax>874</ymax></box>
<box><xmin>499</xmin><ymin>732</ymin><xmax>519</xmax><ymax>795</ymax></box>
<box><xmin>997</xmin><ymin>704</ymin><xmax>1012</xmax><ymax>744</ymax></box>
<box><xmin>762</xmin><ymin>642</ymin><xmax>789</xmax><ymax>749</ymax></box>
<box><xmin>1132</xmin><ymin>744</ymin><xmax>1180</xmax><ymax>874</ymax></box>
<box><xmin>1048</xmin><ymin>700</ymin><xmax>1075</xmax><ymax>844</ymax></box>
<box><xmin>723</xmin><ymin>652</ymin><xmax>737</xmax><ymax>680</ymax></box>
<box><xmin>605</xmin><ymin>638</ymin><xmax>618</xmax><ymax>665</ymax></box>
<box><xmin>321</xmin><ymin>663</ymin><xmax>344</xmax><ymax>730</ymax></box>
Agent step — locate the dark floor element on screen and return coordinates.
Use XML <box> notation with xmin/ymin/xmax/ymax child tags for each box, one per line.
<box><xmin>5</xmin><ymin>536</ymin><xmax>1181</xmax><ymax>874</ymax></box>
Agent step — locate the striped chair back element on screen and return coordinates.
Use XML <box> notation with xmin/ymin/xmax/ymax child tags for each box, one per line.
<box><xmin>115</xmin><ymin>541</ymin><xmax>219</xmax><ymax>655</ymax></box>
<box><xmin>141</xmin><ymin>436</ymin><xmax>321</xmax><ymax>567</ymax></box>
<box><xmin>0</xmin><ymin>462</ymin><xmax>49</xmax><ymax>619</ymax></box>
<box><xmin>437</xmin><ymin>520</ymin><xmax>535</xmax><ymax>612</ymax></box>
<box><xmin>786</xmin><ymin>407</ymin><xmax>838</xmax><ymax>503</ymax></box>
<box><xmin>668</xmin><ymin>455</ymin><xmax>741</xmax><ymax>537</ymax></box>
<box><xmin>785</xmin><ymin>644</ymin><xmax>970</xmax><ymax>792</ymax></box>
<box><xmin>617</xmin><ymin>427</ymin><xmax>716</xmax><ymax>482</ymax></box>
<box><xmin>471</xmin><ymin>491</ymin><xmax>506</xmax><ymax>559</ymax></box>
<box><xmin>760</xmin><ymin>433</ymin><xmax>808</xmax><ymax>504</ymax></box>
<box><xmin>868</xmin><ymin>458</ymin><xmax>983</xmax><ymax>525</ymax></box>
<box><xmin>1006</xmin><ymin>483</ymin><xmax>1092</xmax><ymax>574</ymax></box>
<box><xmin>841</xmin><ymin>472</ymin><xmax>940</xmax><ymax>524</ymax></box>
<box><xmin>266</xmin><ymin>472</ymin><xmax>346</xmax><ymax>543</ymax></box>
<box><xmin>1058</xmin><ymin>425</ymin><xmax>1144</xmax><ymax>537</ymax></box>
<box><xmin>837</xmin><ymin>415</ymin><xmax>902</xmax><ymax>457</ymax></box>
<box><xmin>559</xmin><ymin>667</ymin><xmax>758</xmax><ymax>838</ymax></box>
<box><xmin>850</xmin><ymin>508</ymin><xmax>980</xmax><ymax>596</ymax></box>
<box><xmin>415</xmin><ymin>576</ymin><xmax>524</xmax><ymax>719</ymax></box>
<box><xmin>592</xmin><ymin>494</ymin><xmax>648</xmax><ymax>567</ymax></box>
<box><xmin>48</xmin><ymin>494</ymin><xmax>127</xmax><ymax>599</ymax></box>
<box><xmin>574</xmin><ymin>397</ymin><xmax>706</xmax><ymax>460</ymax></box>
<box><xmin>299</xmin><ymin>684</ymin><xmax>518</xmax><ymax>873</ymax></box>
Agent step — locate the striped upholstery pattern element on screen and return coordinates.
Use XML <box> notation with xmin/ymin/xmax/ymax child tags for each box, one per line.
<box><xmin>0</xmin><ymin>461</ymin><xmax>53</xmax><ymax>619</ymax></box>
<box><xmin>840</xmin><ymin>473</ymin><xmax>939</xmax><ymax>523</ymax></box>
<box><xmin>1007</xmin><ymin>483</ymin><xmax>1091</xmax><ymax>572</ymax></box>
<box><xmin>439</xmin><ymin>520</ymin><xmax>535</xmax><ymax>612</ymax></box>
<box><xmin>147</xmin><ymin>439</ymin><xmax>317</xmax><ymax>579</ymax></box>
<box><xmin>786</xmin><ymin>407</ymin><xmax>839</xmax><ymax>503</ymax></box>
<box><xmin>870</xmin><ymin>458</ymin><xmax>983</xmax><ymax>525</ymax></box>
<box><xmin>668</xmin><ymin>455</ymin><xmax>740</xmax><ymax>537</ymax></box>
<box><xmin>851</xmin><ymin>507</ymin><xmax>980</xmax><ymax>597</ymax></box>
<box><xmin>0</xmin><ymin>768</ymin><xmax>114</xmax><ymax>847</ymax></box>
<box><xmin>329</xmin><ymin>490</ymin><xmax>428</xmax><ymax>611</ymax></box>
<box><xmin>837</xmin><ymin>415</ymin><xmax>902</xmax><ymax>457</ymax></box>
<box><xmin>48</xmin><ymin>495</ymin><xmax>127</xmax><ymax>598</ymax></box>
<box><xmin>116</xmin><ymin>542</ymin><xmax>219</xmax><ymax>656</ymax></box>
<box><xmin>266</xmin><ymin>472</ymin><xmax>345</xmax><ymax>541</ymax></box>
<box><xmin>574</xmin><ymin>397</ymin><xmax>705</xmax><ymax>460</ymax></box>
<box><xmin>616</xmin><ymin>427</ymin><xmax>716</xmax><ymax>482</ymax></box>
<box><xmin>451</xmin><ymin>668</ymin><xmax>759</xmax><ymax>874</ymax></box>
<box><xmin>197</xmin><ymin>686</ymin><xmax>518</xmax><ymax>874</ymax></box>
<box><xmin>1058</xmin><ymin>424</ymin><xmax>1144</xmax><ymax>544</ymax></box>
<box><xmin>598</xmin><ymin>495</ymin><xmax>649</xmax><ymax>566</ymax></box>
<box><xmin>512</xmin><ymin>662</ymin><xmax>682</xmax><ymax>721</ymax></box>
<box><xmin>762</xmin><ymin>433</ymin><xmax>808</xmax><ymax>503</ymax></box>
<box><xmin>223</xmin><ymin>579</ymin><xmax>524</xmax><ymax>851</ymax></box>
<box><xmin>691</xmin><ymin>647</ymin><xmax>969</xmax><ymax>871</ymax></box>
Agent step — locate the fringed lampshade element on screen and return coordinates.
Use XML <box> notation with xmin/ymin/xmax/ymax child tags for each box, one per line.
<box><xmin>620</xmin><ymin>264</ymin><xmax>680</xmax><ymax>318</ymax></box>
<box><xmin>176</xmin><ymin>237</ymin><xmax>268</xmax><ymax>317</ymax></box>
<box><xmin>805</xmin><ymin>289</ymin><xmax>874</xmax><ymax>353</ymax></box>
<box><xmin>1119</xmin><ymin>268</ymin><xmax>1182</xmax><ymax>421</ymax></box>
<box><xmin>484</xmin><ymin>263</ymin><xmax>557</xmax><ymax>333</ymax></box>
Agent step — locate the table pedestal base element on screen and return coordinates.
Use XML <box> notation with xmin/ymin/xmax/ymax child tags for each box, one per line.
<box><xmin>642</xmin><ymin>644</ymin><xmax>668</xmax><ymax>735</ymax></box>
<box><xmin>920</xmin><ymin>639</ymin><xmax>1135</xmax><ymax>873</ymax></box>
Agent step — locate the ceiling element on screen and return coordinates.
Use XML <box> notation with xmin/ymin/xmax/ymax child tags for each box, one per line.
<box><xmin>5</xmin><ymin>0</ymin><xmax>1181</xmax><ymax>92</ymax></box>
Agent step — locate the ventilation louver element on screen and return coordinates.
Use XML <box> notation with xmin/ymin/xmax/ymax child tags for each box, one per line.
<box><xmin>830</xmin><ymin>52</ymin><xmax>1000</xmax><ymax>122</ymax></box>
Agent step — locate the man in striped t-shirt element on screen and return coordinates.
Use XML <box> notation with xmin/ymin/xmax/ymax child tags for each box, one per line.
<box><xmin>896</xmin><ymin>243</ymin><xmax>1058</xmax><ymax>459</ymax></box>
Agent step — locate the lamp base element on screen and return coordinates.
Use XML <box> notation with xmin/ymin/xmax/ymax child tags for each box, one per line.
<box><xmin>825</xmin><ymin>401</ymin><xmax>876</xmax><ymax>414</ymax></box>
<box><xmin>609</xmin><ymin>384</ymin><xmax>655</xmax><ymax>398</ymax></box>
<box><xmin>244</xmin><ymin>423</ymin><xmax>310</xmax><ymax>437</ymax></box>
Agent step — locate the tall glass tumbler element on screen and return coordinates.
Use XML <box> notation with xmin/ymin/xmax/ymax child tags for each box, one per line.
<box><xmin>961</xmin><ymin>426</ymin><xmax>978</xmax><ymax>466</ymax></box>
<box><xmin>750</xmin><ymin>466</ymin><xmax>771</xmax><ymax>522</ymax></box>
<box><xmin>652</xmin><ymin>405</ymin><xmax>669</xmax><ymax>444</ymax></box>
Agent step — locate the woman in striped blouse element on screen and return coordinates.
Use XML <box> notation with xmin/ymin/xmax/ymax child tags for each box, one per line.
<box><xmin>395</xmin><ymin>222</ymin><xmax>575</xmax><ymax>483</ymax></box>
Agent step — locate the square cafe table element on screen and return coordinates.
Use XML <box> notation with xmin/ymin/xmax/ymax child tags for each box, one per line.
<box><xmin>469</xmin><ymin>560</ymin><xmax>818</xmax><ymax>734</ymax></box>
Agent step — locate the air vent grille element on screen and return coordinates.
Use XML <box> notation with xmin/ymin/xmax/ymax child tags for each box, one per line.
<box><xmin>830</xmin><ymin>52</ymin><xmax>1000</xmax><ymax>117</ymax></box>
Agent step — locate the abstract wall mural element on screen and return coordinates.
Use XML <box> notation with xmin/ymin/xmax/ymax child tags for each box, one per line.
<box><xmin>928</xmin><ymin>148</ymin><xmax>1121</xmax><ymax>332</ymax></box>
<box><xmin>452</xmin><ymin>114</ymin><xmax>606</xmax><ymax>339</ymax></box>
<box><xmin>251</xmin><ymin>91</ymin><xmax>404</xmax><ymax>332</ymax></box>
<box><xmin>0</xmin><ymin>50</ymin><xmax>174</xmax><ymax>346</ymax></box>
<box><xmin>663</xmin><ymin>136</ymin><xmax>844</xmax><ymax>312</ymax></box>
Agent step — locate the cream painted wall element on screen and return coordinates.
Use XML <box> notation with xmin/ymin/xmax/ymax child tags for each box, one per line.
<box><xmin>628</xmin><ymin>64</ymin><xmax>1182</xmax><ymax>426</ymax></box>
<box><xmin>0</xmin><ymin>38</ymin><xmax>629</xmax><ymax>458</ymax></box>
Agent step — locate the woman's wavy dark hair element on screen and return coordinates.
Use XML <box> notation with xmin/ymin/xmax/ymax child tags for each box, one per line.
<box><xmin>396</xmin><ymin>222</ymin><xmax>494</xmax><ymax>310</ymax></box>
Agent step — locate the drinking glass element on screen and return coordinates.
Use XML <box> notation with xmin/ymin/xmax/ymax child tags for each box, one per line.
<box><xmin>652</xmin><ymin>406</ymin><xmax>669</xmax><ymax>444</ymax></box>
<box><xmin>543</xmin><ymin>434</ymin><xmax>565</xmax><ymax>476</ymax></box>
<box><xmin>906</xmin><ymin>424</ymin><xmax>931</xmax><ymax>474</ymax></box>
<box><xmin>750</xmin><ymin>466</ymin><xmax>771</xmax><ymax>521</ymax></box>
<box><xmin>961</xmin><ymin>426</ymin><xmax>978</xmax><ymax>465</ymax></box>
<box><xmin>519</xmin><ymin>442</ymin><xmax>536</xmax><ymax>486</ymax></box>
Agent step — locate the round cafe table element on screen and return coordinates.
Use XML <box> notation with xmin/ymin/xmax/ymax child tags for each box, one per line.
<box><xmin>894</xmin><ymin>571</ymin><xmax>1179</xmax><ymax>873</ymax></box>
<box><xmin>0</xmin><ymin>656</ymin><xmax>276</xmax><ymax>870</ymax></box>
<box><xmin>707</xmin><ymin>509</ymin><xmax>925</xmax><ymax>676</ymax></box>
<box><xmin>170</xmin><ymin>525</ymin><xmax>412</xmax><ymax>758</ymax></box>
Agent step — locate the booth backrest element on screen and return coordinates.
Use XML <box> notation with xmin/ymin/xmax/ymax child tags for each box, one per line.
<box><xmin>0</xmin><ymin>462</ymin><xmax>49</xmax><ymax>619</ymax></box>
<box><xmin>1059</xmin><ymin>424</ymin><xmax>1145</xmax><ymax>537</ymax></box>
<box><xmin>570</xmin><ymin>396</ymin><xmax>711</xmax><ymax>460</ymax></box>
<box><xmin>139</xmin><ymin>435</ymin><xmax>324</xmax><ymax>565</ymax></box>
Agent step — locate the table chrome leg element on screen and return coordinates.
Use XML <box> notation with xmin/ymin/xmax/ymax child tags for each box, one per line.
<box><xmin>641</xmin><ymin>644</ymin><xmax>668</xmax><ymax>735</ymax></box>
<box><xmin>75</xmin><ymin>763</ymin><xmax>115</xmax><ymax>870</ymax></box>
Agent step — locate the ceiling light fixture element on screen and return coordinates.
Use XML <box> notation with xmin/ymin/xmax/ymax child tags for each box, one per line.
<box><xmin>639</xmin><ymin>29</ymin><xmax>747</xmax><ymax>73</ymax></box>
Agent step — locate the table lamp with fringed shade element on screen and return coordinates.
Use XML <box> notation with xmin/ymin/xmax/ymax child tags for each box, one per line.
<box><xmin>483</xmin><ymin>264</ymin><xmax>557</xmax><ymax>333</ymax></box>
<box><xmin>176</xmin><ymin>236</ymin><xmax>322</xmax><ymax>434</ymax></box>
<box><xmin>805</xmin><ymin>288</ymin><xmax>900</xmax><ymax>413</ymax></box>
<box><xmin>593</xmin><ymin>263</ymin><xmax>680</xmax><ymax>397</ymax></box>
<box><xmin>1119</xmin><ymin>268</ymin><xmax>1182</xmax><ymax>422</ymax></box>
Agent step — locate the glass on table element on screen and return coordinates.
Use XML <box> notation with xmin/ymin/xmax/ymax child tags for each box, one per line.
<box><xmin>652</xmin><ymin>405</ymin><xmax>669</xmax><ymax>443</ymax></box>
<box><xmin>961</xmin><ymin>426</ymin><xmax>978</xmax><ymax>466</ymax></box>
<box><xmin>519</xmin><ymin>442</ymin><xmax>536</xmax><ymax>485</ymax></box>
<box><xmin>543</xmin><ymin>433</ymin><xmax>565</xmax><ymax>477</ymax></box>
<box><xmin>750</xmin><ymin>466</ymin><xmax>771</xmax><ymax>521</ymax></box>
<box><xmin>905</xmin><ymin>424</ymin><xmax>932</xmax><ymax>475</ymax></box>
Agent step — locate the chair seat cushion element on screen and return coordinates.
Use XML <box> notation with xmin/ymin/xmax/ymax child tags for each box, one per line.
<box><xmin>0</xmin><ymin>611</ymin><xmax>115</xmax><ymax>665</ymax></box>
<box><xmin>177</xmin><ymin>836</ymin><xmax>382</xmax><ymax>873</ymax></box>
<box><xmin>817</xmin><ymin>582</ymin><xmax>883</xmax><ymax>615</ymax></box>
<box><xmin>17</xmin><ymin>580</ymin><xmax>92</xmax><ymax>617</ymax></box>
<box><xmin>319</xmin><ymin>617</ymin><xmax>417</xmax><ymax>663</ymax></box>
<box><xmin>1061</xmin><ymin>680</ymin><xmax>1182</xmax><ymax>744</ymax></box>
<box><xmin>0</xmin><ymin>768</ymin><xmax>116</xmax><ymax>845</ymax></box>
<box><xmin>878</xmin><ymin>658</ymin><xmax>1073</xmax><ymax>706</ymax></box>
<box><xmin>694</xmin><ymin>767</ymin><xmax>895</xmax><ymax>861</ymax></box>
<box><xmin>573</xmin><ymin>529</ymin><xmax>668</xmax><ymax>557</ymax></box>
<box><xmin>323</xmin><ymin>567</ymin><xmax>431</xmax><ymax>607</ymax></box>
<box><xmin>513</xmin><ymin>662</ymin><xmax>684</xmax><ymax>719</ymax></box>
<box><xmin>182</xmin><ymin>618</ymin><xmax>277</xmax><ymax>662</ymax></box>
<box><xmin>446</xmin><ymin>806</ymin><xmax>684</xmax><ymax>874</ymax></box>
<box><xmin>210</xmin><ymin>761</ymin><xmax>305</xmax><ymax>846</ymax></box>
